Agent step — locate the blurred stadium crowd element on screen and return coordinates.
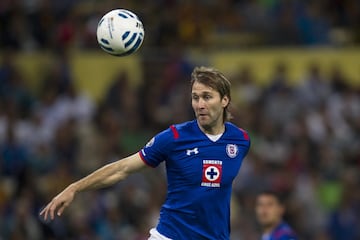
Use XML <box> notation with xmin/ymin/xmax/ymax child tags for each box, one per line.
<box><xmin>1</xmin><ymin>0</ymin><xmax>360</xmax><ymax>240</ymax></box>
<box><xmin>1</xmin><ymin>0</ymin><xmax>360</xmax><ymax>50</ymax></box>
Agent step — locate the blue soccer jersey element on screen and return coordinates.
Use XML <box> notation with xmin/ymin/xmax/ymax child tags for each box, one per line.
<box><xmin>262</xmin><ymin>222</ymin><xmax>298</xmax><ymax>240</ymax></box>
<box><xmin>139</xmin><ymin>120</ymin><xmax>250</xmax><ymax>240</ymax></box>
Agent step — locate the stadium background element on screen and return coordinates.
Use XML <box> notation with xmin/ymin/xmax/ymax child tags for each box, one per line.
<box><xmin>0</xmin><ymin>0</ymin><xmax>359</xmax><ymax>239</ymax></box>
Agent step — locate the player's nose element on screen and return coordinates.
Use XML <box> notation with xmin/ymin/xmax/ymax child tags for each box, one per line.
<box><xmin>198</xmin><ymin>98</ymin><xmax>206</xmax><ymax>108</ymax></box>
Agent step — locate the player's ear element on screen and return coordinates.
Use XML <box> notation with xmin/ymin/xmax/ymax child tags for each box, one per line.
<box><xmin>221</xmin><ymin>95</ymin><xmax>229</xmax><ymax>108</ymax></box>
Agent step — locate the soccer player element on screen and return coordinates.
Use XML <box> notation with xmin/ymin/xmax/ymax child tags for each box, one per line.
<box><xmin>40</xmin><ymin>66</ymin><xmax>251</xmax><ymax>240</ymax></box>
<box><xmin>256</xmin><ymin>191</ymin><xmax>298</xmax><ymax>240</ymax></box>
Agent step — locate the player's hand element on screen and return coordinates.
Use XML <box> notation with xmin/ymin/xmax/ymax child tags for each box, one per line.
<box><xmin>40</xmin><ymin>184</ymin><xmax>77</xmax><ymax>221</ymax></box>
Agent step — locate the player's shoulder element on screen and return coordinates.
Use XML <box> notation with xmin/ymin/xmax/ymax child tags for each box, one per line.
<box><xmin>225</xmin><ymin>122</ymin><xmax>250</xmax><ymax>141</ymax></box>
<box><xmin>151</xmin><ymin>121</ymin><xmax>195</xmax><ymax>142</ymax></box>
<box><xmin>172</xmin><ymin>120</ymin><xmax>196</xmax><ymax>130</ymax></box>
<box><xmin>170</xmin><ymin>120</ymin><xmax>197</xmax><ymax>137</ymax></box>
<box><xmin>153</xmin><ymin>123</ymin><xmax>182</xmax><ymax>142</ymax></box>
<box><xmin>273</xmin><ymin>222</ymin><xmax>298</xmax><ymax>240</ymax></box>
<box><xmin>275</xmin><ymin>233</ymin><xmax>298</xmax><ymax>240</ymax></box>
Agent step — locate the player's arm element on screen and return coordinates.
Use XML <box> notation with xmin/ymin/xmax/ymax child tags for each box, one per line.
<box><xmin>40</xmin><ymin>152</ymin><xmax>146</xmax><ymax>221</ymax></box>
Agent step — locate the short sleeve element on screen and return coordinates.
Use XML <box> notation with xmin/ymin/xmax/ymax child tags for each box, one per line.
<box><xmin>139</xmin><ymin>127</ymin><xmax>174</xmax><ymax>167</ymax></box>
<box><xmin>237</xmin><ymin>128</ymin><xmax>251</xmax><ymax>159</ymax></box>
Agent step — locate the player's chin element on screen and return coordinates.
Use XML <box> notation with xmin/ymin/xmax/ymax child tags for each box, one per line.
<box><xmin>197</xmin><ymin>119</ymin><xmax>212</xmax><ymax>130</ymax></box>
<box><xmin>259</xmin><ymin>220</ymin><xmax>273</xmax><ymax>227</ymax></box>
<box><xmin>197</xmin><ymin>116</ymin><xmax>209</xmax><ymax>124</ymax></box>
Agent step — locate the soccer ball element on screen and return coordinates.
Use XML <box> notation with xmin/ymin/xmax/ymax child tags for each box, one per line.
<box><xmin>96</xmin><ymin>9</ymin><xmax>144</xmax><ymax>56</ymax></box>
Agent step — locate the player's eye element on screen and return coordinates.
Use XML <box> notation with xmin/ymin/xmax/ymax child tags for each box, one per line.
<box><xmin>204</xmin><ymin>95</ymin><xmax>212</xmax><ymax>100</ymax></box>
<box><xmin>192</xmin><ymin>95</ymin><xmax>199</xmax><ymax>101</ymax></box>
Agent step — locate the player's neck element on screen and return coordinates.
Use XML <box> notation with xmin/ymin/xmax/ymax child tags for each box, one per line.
<box><xmin>263</xmin><ymin>221</ymin><xmax>281</xmax><ymax>234</ymax></box>
<box><xmin>198</xmin><ymin>121</ymin><xmax>225</xmax><ymax>135</ymax></box>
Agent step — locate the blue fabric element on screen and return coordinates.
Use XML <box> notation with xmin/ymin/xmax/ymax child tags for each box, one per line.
<box><xmin>140</xmin><ymin>120</ymin><xmax>250</xmax><ymax>239</ymax></box>
<box><xmin>264</xmin><ymin>222</ymin><xmax>298</xmax><ymax>240</ymax></box>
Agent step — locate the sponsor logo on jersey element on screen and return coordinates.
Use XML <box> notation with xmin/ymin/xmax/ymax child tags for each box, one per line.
<box><xmin>186</xmin><ymin>147</ymin><xmax>199</xmax><ymax>156</ymax></box>
<box><xmin>226</xmin><ymin>144</ymin><xmax>238</xmax><ymax>158</ymax></box>
<box><xmin>201</xmin><ymin>160</ymin><xmax>222</xmax><ymax>187</ymax></box>
<box><xmin>145</xmin><ymin>137</ymin><xmax>155</xmax><ymax>148</ymax></box>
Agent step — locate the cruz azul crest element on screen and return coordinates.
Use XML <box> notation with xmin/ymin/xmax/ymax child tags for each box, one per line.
<box><xmin>226</xmin><ymin>144</ymin><xmax>238</xmax><ymax>158</ymax></box>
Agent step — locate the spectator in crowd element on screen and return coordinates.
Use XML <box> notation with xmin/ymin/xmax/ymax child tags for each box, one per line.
<box><xmin>255</xmin><ymin>191</ymin><xmax>298</xmax><ymax>240</ymax></box>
